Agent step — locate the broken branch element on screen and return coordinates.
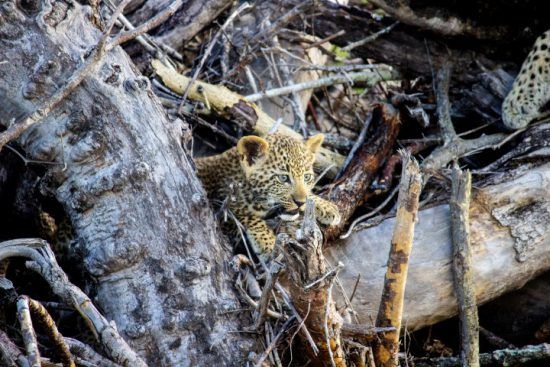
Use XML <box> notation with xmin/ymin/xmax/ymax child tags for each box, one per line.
<box><xmin>26</xmin><ymin>297</ymin><xmax>76</xmax><ymax>367</ymax></box>
<box><xmin>152</xmin><ymin>59</ymin><xmax>345</xmax><ymax>178</ymax></box>
<box><xmin>412</xmin><ymin>343</ymin><xmax>550</xmax><ymax>367</ymax></box>
<box><xmin>374</xmin><ymin>153</ymin><xmax>422</xmax><ymax>367</ymax></box>
<box><xmin>17</xmin><ymin>297</ymin><xmax>41</xmax><ymax>367</ymax></box>
<box><xmin>450</xmin><ymin>165</ymin><xmax>480</xmax><ymax>367</ymax></box>
<box><xmin>244</xmin><ymin>68</ymin><xmax>397</xmax><ymax>102</ymax></box>
<box><xmin>323</xmin><ymin>103</ymin><xmax>401</xmax><ymax>240</ymax></box>
<box><xmin>0</xmin><ymin>239</ymin><xmax>147</xmax><ymax>367</ymax></box>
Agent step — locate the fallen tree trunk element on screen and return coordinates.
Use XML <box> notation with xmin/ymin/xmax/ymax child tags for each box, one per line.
<box><xmin>0</xmin><ymin>2</ymin><xmax>259</xmax><ymax>365</ymax></box>
<box><xmin>327</xmin><ymin>161</ymin><xmax>550</xmax><ymax>331</ymax></box>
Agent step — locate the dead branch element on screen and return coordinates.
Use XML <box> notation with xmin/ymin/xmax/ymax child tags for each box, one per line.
<box><xmin>342</xmin><ymin>22</ymin><xmax>399</xmax><ymax>52</ymax></box>
<box><xmin>253</xmin><ymin>261</ymin><xmax>283</xmax><ymax>330</ymax></box>
<box><xmin>323</xmin><ymin>103</ymin><xmax>401</xmax><ymax>240</ymax></box>
<box><xmin>178</xmin><ymin>2</ymin><xmax>251</xmax><ymax>107</ymax></box>
<box><xmin>244</xmin><ymin>68</ymin><xmax>397</xmax><ymax>102</ymax></box>
<box><xmin>374</xmin><ymin>153</ymin><xmax>422</xmax><ymax>367</ymax></box>
<box><xmin>341</xmin><ymin>324</ymin><xmax>396</xmax><ymax>344</ymax></box>
<box><xmin>253</xmin><ymin>316</ymin><xmax>296</xmax><ymax>367</ymax></box>
<box><xmin>65</xmin><ymin>338</ymin><xmax>123</xmax><ymax>367</ymax></box>
<box><xmin>152</xmin><ymin>0</ymin><xmax>231</xmax><ymax>47</ymax></box>
<box><xmin>110</xmin><ymin>0</ymin><xmax>184</xmax><ymax>48</ymax></box>
<box><xmin>16</xmin><ymin>297</ymin><xmax>41</xmax><ymax>367</ymax></box>
<box><xmin>0</xmin><ymin>239</ymin><xmax>147</xmax><ymax>367</ymax></box>
<box><xmin>0</xmin><ymin>0</ymin><xmax>183</xmax><ymax>151</ymax></box>
<box><xmin>0</xmin><ymin>329</ymin><xmax>28</xmax><ymax>367</ymax></box>
<box><xmin>479</xmin><ymin>327</ymin><xmax>514</xmax><ymax>350</ymax></box>
<box><xmin>450</xmin><ymin>165</ymin><xmax>480</xmax><ymax>367</ymax></box>
<box><xmin>279</xmin><ymin>200</ymin><xmax>346</xmax><ymax>366</ymax></box>
<box><xmin>422</xmin><ymin>64</ymin><xmax>506</xmax><ymax>173</ymax></box>
<box><xmin>152</xmin><ymin>60</ymin><xmax>345</xmax><ymax>177</ymax></box>
<box><xmin>368</xmin><ymin>0</ymin><xmax>506</xmax><ymax>40</ymax></box>
<box><xmin>411</xmin><ymin>343</ymin><xmax>550</xmax><ymax>367</ymax></box>
<box><xmin>25</xmin><ymin>297</ymin><xmax>76</xmax><ymax>367</ymax></box>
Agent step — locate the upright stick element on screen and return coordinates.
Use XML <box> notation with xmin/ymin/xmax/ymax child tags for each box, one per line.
<box><xmin>374</xmin><ymin>153</ymin><xmax>422</xmax><ymax>367</ymax></box>
<box><xmin>451</xmin><ymin>163</ymin><xmax>480</xmax><ymax>367</ymax></box>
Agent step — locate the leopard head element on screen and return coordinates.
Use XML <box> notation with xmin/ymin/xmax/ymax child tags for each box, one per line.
<box><xmin>236</xmin><ymin>133</ymin><xmax>324</xmax><ymax>219</ymax></box>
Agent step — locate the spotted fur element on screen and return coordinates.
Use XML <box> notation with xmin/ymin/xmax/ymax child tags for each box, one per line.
<box><xmin>196</xmin><ymin>133</ymin><xmax>341</xmax><ymax>256</ymax></box>
<box><xmin>502</xmin><ymin>29</ymin><xmax>550</xmax><ymax>129</ymax></box>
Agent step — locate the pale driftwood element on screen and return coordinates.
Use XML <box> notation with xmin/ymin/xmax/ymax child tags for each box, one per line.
<box><xmin>0</xmin><ymin>2</ymin><xmax>260</xmax><ymax>365</ymax></box>
<box><xmin>327</xmin><ymin>162</ymin><xmax>550</xmax><ymax>331</ymax></box>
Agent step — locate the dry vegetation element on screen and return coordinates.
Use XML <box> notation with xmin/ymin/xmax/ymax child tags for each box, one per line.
<box><xmin>0</xmin><ymin>0</ymin><xmax>549</xmax><ymax>366</ymax></box>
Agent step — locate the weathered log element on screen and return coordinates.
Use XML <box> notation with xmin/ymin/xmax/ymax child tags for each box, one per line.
<box><xmin>327</xmin><ymin>161</ymin><xmax>550</xmax><ymax>331</ymax></box>
<box><xmin>0</xmin><ymin>1</ymin><xmax>260</xmax><ymax>365</ymax></box>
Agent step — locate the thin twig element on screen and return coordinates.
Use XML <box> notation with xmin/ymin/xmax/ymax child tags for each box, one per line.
<box><xmin>340</xmin><ymin>185</ymin><xmax>399</xmax><ymax>239</ymax></box>
<box><xmin>178</xmin><ymin>2</ymin><xmax>251</xmax><ymax>111</ymax></box>
<box><xmin>435</xmin><ymin>63</ymin><xmax>457</xmax><ymax>144</ymax></box>
<box><xmin>17</xmin><ymin>297</ymin><xmax>41</xmax><ymax>367</ymax></box>
<box><xmin>0</xmin><ymin>0</ymin><xmax>130</xmax><ymax>150</ymax></box>
<box><xmin>306</xmin><ymin>30</ymin><xmax>346</xmax><ymax>49</ymax></box>
<box><xmin>336</xmin><ymin>112</ymin><xmax>373</xmax><ymax>179</ymax></box>
<box><xmin>275</xmin><ymin>283</ymin><xmax>320</xmax><ymax>355</ymax></box>
<box><xmin>245</xmin><ymin>69</ymin><xmax>396</xmax><ymax>102</ymax></box>
<box><xmin>343</xmin><ymin>22</ymin><xmax>399</xmax><ymax>51</ymax></box>
<box><xmin>109</xmin><ymin>0</ymin><xmax>184</xmax><ymax>48</ymax></box>
<box><xmin>254</xmin><ymin>316</ymin><xmax>296</xmax><ymax>367</ymax></box>
<box><xmin>253</xmin><ymin>261</ymin><xmax>283</xmax><ymax>330</ymax></box>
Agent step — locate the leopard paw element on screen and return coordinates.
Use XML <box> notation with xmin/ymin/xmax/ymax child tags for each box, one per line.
<box><xmin>315</xmin><ymin>199</ymin><xmax>341</xmax><ymax>226</ymax></box>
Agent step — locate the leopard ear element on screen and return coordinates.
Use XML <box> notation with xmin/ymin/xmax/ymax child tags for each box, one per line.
<box><xmin>305</xmin><ymin>134</ymin><xmax>324</xmax><ymax>154</ymax></box>
<box><xmin>237</xmin><ymin>136</ymin><xmax>269</xmax><ymax>175</ymax></box>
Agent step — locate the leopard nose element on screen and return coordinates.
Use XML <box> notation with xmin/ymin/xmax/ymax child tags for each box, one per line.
<box><xmin>293</xmin><ymin>198</ymin><xmax>305</xmax><ymax>207</ymax></box>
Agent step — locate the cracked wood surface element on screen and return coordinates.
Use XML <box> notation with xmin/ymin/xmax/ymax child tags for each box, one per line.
<box><xmin>0</xmin><ymin>2</ymin><xmax>259</xmax><ymax>365</ymax></box>
<box><xmin>327</xmin><ymin>163</ymin><xmax>550</xmax><ymax>331</ymax></box>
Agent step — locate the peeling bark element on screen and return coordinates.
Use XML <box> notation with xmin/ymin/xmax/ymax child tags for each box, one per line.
<box><xmin>0</xmin><ymin>1</ymin><xmax>259</xmax><ymax>365</ymax></box>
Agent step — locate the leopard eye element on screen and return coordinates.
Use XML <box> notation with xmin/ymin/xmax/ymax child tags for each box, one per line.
<box><xmin>304</xmin><ymin>173</ymin><xmax>314</xmax><ymax>182</ymax></box>
<box><xmin>277</xmin><ymin>174</ymin><xmax>290</xmax><ymax>183</ymax></box>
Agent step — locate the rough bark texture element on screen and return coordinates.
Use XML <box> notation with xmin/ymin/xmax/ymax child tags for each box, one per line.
<box><xmin>374</xmin><ymin>156</ymin><xmax>422</xmax><ymax>367</ymax></box>
<box><xmin>323</xmin><ymin>104</ymin><xmax>401</xmax><ymax>240</ymax></box>
<box><xmin>280</xmin><ymin>202</ymin><xmax>346</xmax><ymax>367</ymax></box>
<box><xmin>327</xmin><ymin>162</ymin><xmax>550</xmax><ymax>331</ymax></box>
<box><xmin>0</xmin><ymin>1</ymin><xmax>259</xmax><ymax>366</ymax></box>
<box><xmin>450</xmin><ymin>167</ymin><xmax>480</xmax><ymax>367</ymax></box>
<box><xmin>128</xmin><ymin>0</ymin><xmax>230</xmax><ymax>47</ymax></box>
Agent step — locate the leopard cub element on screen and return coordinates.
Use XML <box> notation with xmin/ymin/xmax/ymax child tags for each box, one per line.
<box><xmin>502</xmin><ymin>29</ymin><xmax>550</xmax><ymax>129</ymax></box>
<box><xmin>195</xmin><ymin>133</ymin><xmax>341</xmax><ymax>257</ymax></box>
